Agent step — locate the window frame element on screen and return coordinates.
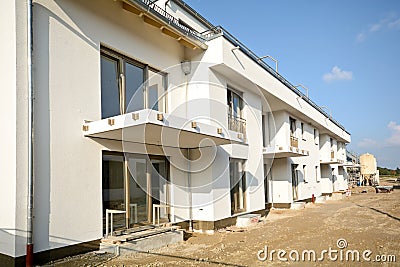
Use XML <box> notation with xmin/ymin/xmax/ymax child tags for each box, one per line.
<box><xmin>303</xmin><ymin>165</ymin><xmax>307</xmax><ymax>183</ymax></box>
<box><xmin>227</xmin><ymin>86</ymin><xmax>244</xmax><ymax>119</ymax></box>
<box><xmin>100</xmin><ymin>47</ymin><xmax>167</xmax><ymax>119</ymax></box>
<box><xmin>289</xmin><ymin>117</ymin><xmax>296</xmax><ymax>137</ymax></box>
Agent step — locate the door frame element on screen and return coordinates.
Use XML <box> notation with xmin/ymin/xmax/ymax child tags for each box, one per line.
<box><xmin>102</xmin><ymin>151</ymin><xmax>170</xmax><ymax>231</ymax></box>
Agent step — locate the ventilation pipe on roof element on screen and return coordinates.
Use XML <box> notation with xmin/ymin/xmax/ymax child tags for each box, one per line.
<box><xmin>26</xmin><ymin>0</ymin><xmax>35</xmax><ymax>265</ymax></box>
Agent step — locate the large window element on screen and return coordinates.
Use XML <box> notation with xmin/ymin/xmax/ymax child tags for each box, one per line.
<box><xmin>227</xmin><ymin>87</ymin><xmax>246</xmax><ymax>134</ymax></box>
<box><xmin>230</xmin><ymin>158</ymin><xmax>246</xmax><ymax>214</ymax></box>
<box><xmin>101</xmin><ymin>47</ymin><xmax>166</xmax><ymax>119</ymax></box>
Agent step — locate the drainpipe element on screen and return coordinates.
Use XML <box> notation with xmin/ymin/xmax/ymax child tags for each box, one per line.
<box><xmin>187</xmin><ymin>148</ymin><xmax>193</xmax><ymax>231</ymax></box>
<box><xmin>270</xmin><ymin>172</ymin><xmax>274</xmax><ymax>209</ymax></box>
<box><xmin>26</xmin><ymin>0</ymin><xmax>34</xmax><ymax>266</ymax></box>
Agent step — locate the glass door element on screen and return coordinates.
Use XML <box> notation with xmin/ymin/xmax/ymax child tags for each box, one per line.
<box><xmin>291</xmin><ymin>164</ymin><xmax>299</xmax><ymax>201</ymax></box>
<box><xmin>102</xmin><ymin>153</ymin><xmax>125</xmax><ymax>233</ymax></box>
<box><xmin>127</xmin><ymin>156</ymin><xmax>148</xmax><ymax>226</ymax></box>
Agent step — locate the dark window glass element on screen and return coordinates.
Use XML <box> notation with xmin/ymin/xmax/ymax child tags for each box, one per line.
<box><xmin>101</xmin><ymin>55</ymin><xmax>120</xmax><ymax>119</ymax></box>
<box><xmin>125</xmin><ymin>62</ymin><xmax>144</xmax><ymax>113</ymax></box>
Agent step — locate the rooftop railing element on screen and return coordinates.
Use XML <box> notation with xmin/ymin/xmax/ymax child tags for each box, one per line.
<box><xmin>130</xmin><ymin>0</ymin><xmax>207</xmax><ymax>42</ymax></box>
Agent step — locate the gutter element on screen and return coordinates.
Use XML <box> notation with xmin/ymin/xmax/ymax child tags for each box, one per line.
<box><xmin>26</xmin><ymin>0</ymin><xmax>34</xmax><ymax>265</ymax></box>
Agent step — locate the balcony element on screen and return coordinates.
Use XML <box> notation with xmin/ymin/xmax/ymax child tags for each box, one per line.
<box><xmin>83</xmin><ymin>109</ymin><xmax>244</xmax><ymax>149</ymax></box>
<box><xmin>228</xmin><ymin>112</ymin><xmax>246</xmax><ymax>140</ymax></box>
<box><xmin>263</xmin><ymin>134</ymin><xmax>308</xmax><ymax>159</ymax></box>
<box><xmin>263</xmin><ymin>145</ymin><xmax>309</xmax><ymax>159</ymax></box>
<box><xmin>320</xmin><ymin>150</ymin><xmax>345</xmax><ymax>164</ymax></box>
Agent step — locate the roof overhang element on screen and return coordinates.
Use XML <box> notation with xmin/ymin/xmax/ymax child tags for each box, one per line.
<box><xmin>263</xmin><ymin>146</ymin><xmax>309</xmax><ymax>159</ymax></box>
<box><xmin>83</xmin><ymin>109</ymin><xmax>244</xmax><ymax>148</ymax></box>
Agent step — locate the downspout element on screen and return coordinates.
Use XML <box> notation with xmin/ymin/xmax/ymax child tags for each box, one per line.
<box><xmin>26</xmin><ymin>0</ymin><xmax>34</xmax><ymax>266</ymax></box>
<box><xmin>187</xmin><ymin>148</ymin><xmax>193</xmax><ymax>231</ymax></box>
<box><xmin>270</xmin><ymin>170</ymin><xmax>274</xmax><ymax>209</ymax></box>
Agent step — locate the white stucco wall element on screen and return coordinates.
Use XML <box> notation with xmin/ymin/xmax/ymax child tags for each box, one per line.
<box><xmin>0</xmin><ymin>0</ymin><xmax>18</xmax><ymax>258</ymax></box>
<box><xmin>30</xmin><ymin>0</ymin><xmax>187</xmax><ymax>253</ymax></box>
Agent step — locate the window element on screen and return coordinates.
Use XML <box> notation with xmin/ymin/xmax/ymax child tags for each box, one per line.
<box><xmin>315</xmin><ymin>166</ymin><xmax>319</xmax><ymax>182</ymax></box>
<box><xmin>301</xmin><ymin>123</ymin><xmax>305</xmax><ymax>140</ymax></box>
<box><xmin>227</xmin><ymin>87</ymin><xmax>243</xmax><ymax>119</ymax></box>
<box><xmin>330</xmin><ymin>137</ymin><xmax>334</xmax><ymax>149</ymax></box>
<box><xmin>101</xmin><ymin>47</ymin><xmax>166</xmax><ymax>119</ymax></box>
<box><xmin>303</xmin><ymin>165</ymin><xmax>307</xmax><ymax>183</ymax></box>
<box><xmin>230</xmin><ymin>158</ymin><xmax>246</xmax><ymax>214</ymax></box>
<box><xmin>314</xmin><ymin>128</ymin><xmax>318</xmax><ymax>145</ymax></box>
<box><xmin>227</xmin><ymin>87</ymin><xmax>245</xmax><ymax>134</ymax></box>
<box><xmin>262</xmin><ymin>114</ymin><xmax>266</xmax><ymax>147</ymax></box>
<box><xmin>289</xmin><ymin>117</ymin><xmax>296</xmax><ymax>137</ymax></box>
<box><xmin>291</xmin><ymin>164</ymin><xmax>299</xmax><ymax>201</ymax></box>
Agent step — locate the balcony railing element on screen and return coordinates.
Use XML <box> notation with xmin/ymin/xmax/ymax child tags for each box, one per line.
<box><xmin>132</xmin><ymin>0</ymin><xmax>207</xmax><ymax>42</ymax></box>
<box><xmin>228</xmin><ymin>113</ymin><xmax>246</xmax><ymax>137</ymax></box>
<box><xmin>290</xmin><ymin>136</ymin><xmax>298</xmax><ymax>148</ymax></box>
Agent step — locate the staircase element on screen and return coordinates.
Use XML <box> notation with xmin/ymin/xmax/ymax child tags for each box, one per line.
<box><xmin>100</xmin><ymin>225</ymin><xmax>184</xmax><ymax>255</ymax></box>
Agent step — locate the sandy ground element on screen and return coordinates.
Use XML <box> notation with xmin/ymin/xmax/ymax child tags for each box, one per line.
<box><xmin>48</xmin><ymin>179</ymin><xmax>400</xmax><ymax>267</ymax></box>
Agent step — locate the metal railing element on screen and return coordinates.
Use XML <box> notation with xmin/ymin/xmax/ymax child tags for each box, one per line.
<box><xmin>130</xmin><ymin>0</ymin><xmax>207</xmax><ymax>42</ymax></box>
<box><xmin>228</xmin><ymin>112</ymin><xmax>246</xmax><ymax>136</ymax></box>
<box><xmin>290</xmin><ymin>135</ymin><xmax>298</xmax><ymax>148</ymax></box>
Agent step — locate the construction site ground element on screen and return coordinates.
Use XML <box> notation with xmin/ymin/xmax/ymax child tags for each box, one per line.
<box><xmin>48</xmin><ymin>177</ymin><xmax>400</xmax><ymax>266</ymax></box>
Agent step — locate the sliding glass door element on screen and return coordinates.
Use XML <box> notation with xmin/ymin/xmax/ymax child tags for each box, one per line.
<box><xmin>102</xmin><ymin>152</ymin><xmax>170</xmax><ymax>233</ymax></box>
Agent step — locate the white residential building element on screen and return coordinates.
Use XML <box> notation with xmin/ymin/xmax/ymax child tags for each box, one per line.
<box><xmin>0</xmin><ymin>0</ymin><xmax>351</xmax><ymax>265</ymax></box>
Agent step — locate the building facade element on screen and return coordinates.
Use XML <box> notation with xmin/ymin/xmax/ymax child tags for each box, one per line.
<box><xmin>0</xmin><ymin>0</ymin><xmax>351</xmax><ymax>265</ymax></box>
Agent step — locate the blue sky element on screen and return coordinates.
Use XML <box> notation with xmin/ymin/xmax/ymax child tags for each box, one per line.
<box><xmin>186</xmin><ymin>0</ymin><xmax>400</xmax><ymax>169</ymax></box>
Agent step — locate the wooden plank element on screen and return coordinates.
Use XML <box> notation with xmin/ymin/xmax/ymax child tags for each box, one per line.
<box><xmin>143</xmin><ymin>15</ymin><xmax>163</xmax><ymax>28</ymax></box>
<box><xmin>122</xmin><ymin>2</ymin><xmax>142</xmax><ymax>15</ymax></box>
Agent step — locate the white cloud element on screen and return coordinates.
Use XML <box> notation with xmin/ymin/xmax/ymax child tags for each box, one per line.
<box><xmin>388</xmin><ymin>18</ymin><xmax>400</xmax><ymax>29</ymax></box>
<box><xmin>356</xmin><ymin>15</ymin><xmax>400</xmax><ymax>42</ymax></box>
<box><xmin>358</xmin><ymin>138</ymin><xmax>379</xmax><ymax>148</ymax></box>
<box><xmin>386</xmin><ymin>121</ymin><xmax>400</xmax><ymax>145</ymax></box>
<box><xmin>323</xmin><ymin>66</ymin><xmax>353</xmax><ymax>82</ymax></box>
<box><xmin>357</xmin><ymin>121</ymin><xmax>400</xmax><ymax>148</ymax></box>
<box><xmin>356</xmin><ymin>32</ymin><xmax>366</xmax><ymax>42</ymax></box>
<box><xmin>369</xmin><ymin>23</ymin><xmax>382</xmax><ymax>32</ymax></box>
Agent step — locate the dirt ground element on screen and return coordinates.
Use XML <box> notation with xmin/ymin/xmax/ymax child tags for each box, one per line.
<box><xmin>49</xmin><ymin>178</ymin><xmax>400</xmax><ymax>267</ymax></box>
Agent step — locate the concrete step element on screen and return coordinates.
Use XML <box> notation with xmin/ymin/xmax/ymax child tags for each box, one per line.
<box><xmin>236</xmin><ymin>214</ymin><xmax>261</xmax><ymax>227</ymax></box>
<box><xmin>102</xmin><ymin>227</ymin><xmax>176</xmax><ymax>244</ymax></box>
<box><xmin>331</xmin><ymin>192</ymin><xmax>344</xmax><ymax>200</ymax></box>
<box><xmin>291</xmin><ymin>201</ymin><xmax>306</xmax><ymax>210</ymax></box>
<box><xmin>115</xmin><ymin>225</ymin><xmax>155</xmax><ymax>236</ymax></box>
<box><xmin>315</xmin><ymin>196</ymin><xmax>326</xmax><ymax>203</ymax></box>
<box><xmin>100</xmin><ymin>228</ymin><xmax>184</xmax><ymax>256</ymax></box>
